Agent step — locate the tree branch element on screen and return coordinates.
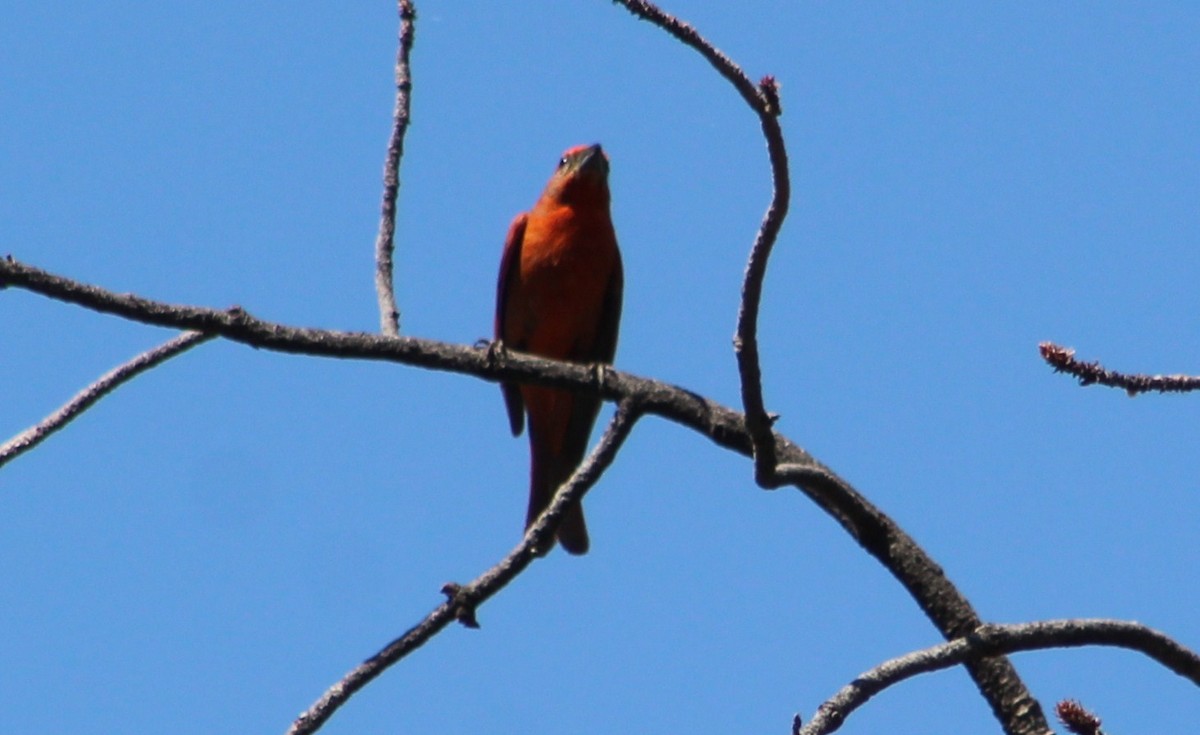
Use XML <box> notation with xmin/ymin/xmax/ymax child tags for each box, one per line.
<box><xmin>0</xmin><ymin>330</ymin><xmax>214</xmax><ymax>470</ymax></box>
<box><xmin>1040</xmin><ymin>342</ymin><xmax>1200</xmax><ymax>395</ymax></box>
<box><xmin>373</xmin><ymin>0</ymin><xmax>416</xmax><ymax>337</ymax></box>
<box><xmin>1</xmin><ymin>254</ymin><xmax>1046</xmax><ymax>734</ymax></box>
<box><xmin>608</xmin><ymin>3</ymin><xmax>1042</xmax><ymax>733</ymax></box>
<box><xmin>734</xmin><ymin>74</ymin><xmax>788</xmax><ymax>481</ymax></box>
<box><xmin>798</xmin><ymin>619</ymin><xmax>1200</xmax><ymax>735</ymax></box>
<box><xmin>286</xmin><ymin>400</ymin><xmax>643</xmax><ymax>735</ymax></box>
<box><xmin>610</xmin><ymin>0</ymin><xmax>789</xmax><ymax>487</ymax></box>
<box><xmin>0</xmin><ymin>256</ymin><xmax>744</xmax><ymax>447</ymax></box>
<box><xmin>768</xmin><ymin>470</ymin><xmax>1048</xmax><ymax>735</ymax></box>
<box><xmin>611</xmin><ymin>0</ymin><xmax>773</xmax><ymax>112</ymax></box>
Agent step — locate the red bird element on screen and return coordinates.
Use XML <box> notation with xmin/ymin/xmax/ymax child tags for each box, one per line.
<box><xmin>494</xmin><ymin>144</ymin><xmax>624</xmax><ymax>555</ymax></box>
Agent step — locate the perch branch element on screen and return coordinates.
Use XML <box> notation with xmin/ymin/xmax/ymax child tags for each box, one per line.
<box><xmin>2</xmin><ymin>254</ymin><xmax>1045</xmax><ymax>734</ymax></box>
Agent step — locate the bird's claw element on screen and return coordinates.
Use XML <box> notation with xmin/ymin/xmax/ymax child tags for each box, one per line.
<box><xmin>590</xmin><ymin>362</ymin><xmax>612</xmax><ymax>391</ymax></box>
<box><xmin>480</xmin><ymin>339</ymin><xmax>508</xmax><ymax>368</ymax></box>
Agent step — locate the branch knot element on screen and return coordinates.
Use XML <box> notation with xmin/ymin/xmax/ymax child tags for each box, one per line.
<box><xmin>758</xmin><ymin>75</ymin><xmax>782</xmax><ymax>115</ymax></box>
<box><xmin>440</xmin><ymin>583</ymin><xmax>481</xmax><ymax>629</ymax></box>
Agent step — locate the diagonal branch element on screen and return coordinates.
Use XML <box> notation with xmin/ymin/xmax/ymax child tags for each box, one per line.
<box><xmin>799</xmin><ymin>619</ymin><xmax>1200</xmax><ymax>735</ymax></box>
<box><xmin>286</xmin><ymin>399</ymin><xmax>643</xmax><ymax>735</ymax></box>
<box><xmin>611</xmin><ymin>0</ymin><xmax>769</xmax><ymax>111</ymax></box>
<box><xmin>769</xmin><ymin>465</ymin><xmax>1049</xmax><ymax>735</ymax></box>
<box><xmin>1039</xmin><ymin>341</ymin><xmax>1200</xmax><ymax>395</ymax></box>
<box><xmin>373</xmin><ymin>0</ymin><xmax>417</xmax><ymax>336</ymax></box>
<box><xmin>0</xmin><ymin>330</ymin><xmax>214</xmax><ymax>471</ymax></box>
<box><xmin>2</xmin><ymin>254</ymin><xmax>1048</xmax><ymax>734</ymax></box>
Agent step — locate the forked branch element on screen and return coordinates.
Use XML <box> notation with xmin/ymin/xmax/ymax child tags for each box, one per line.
<box><xmin>610</xmin><ymin>3</ymin><xmax>1041</xmax><ymax>733</ymax></box>
<box><xmin>8</xmin><ymin>3</ymin><xmax>1153</xmax><ymax>734</ymax></box>
<box><xmin>798</xmin><ymin>619</ymin><xmax>1200</xmax><ymax>735</ymax></box>
<box><xmin>0</xmin><ymin>254</ymin><xmax>1046</xmax><ymax>735</ymax></box>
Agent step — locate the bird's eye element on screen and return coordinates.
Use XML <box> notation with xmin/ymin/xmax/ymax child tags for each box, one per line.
<box><xmin>557</xmin><ymin>156</ymin><xmax>568</xmax><ymax>169</ymax></box>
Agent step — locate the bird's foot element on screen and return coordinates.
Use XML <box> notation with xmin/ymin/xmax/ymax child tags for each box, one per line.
<box><xmin>480</xmin><ymin>338</ymin><xmax>508</xmax><ymax>368</ymax></box>
<box><xmin>589</xmin><ymin>362</ymin><xmax>613</xmax><ymax>392</ymax></box>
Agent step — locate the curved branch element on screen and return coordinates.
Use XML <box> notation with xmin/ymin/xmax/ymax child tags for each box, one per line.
<box><xmin>0</xmin><ymin>330</ymin><xmax>214</xmax><ymax>470</ymax></box>
<box><xmin>611</xmin><ymin>0</ymin><xmax>789</xmax><ymax>481</ymax></box>
<box><xmin>607</xmin><ymin>3</ymin><xmax>1039</xmax><ymax>733</ymax></box>
<box><xmin>799</xmin><ymin>619</ymin><xmax>1200</xmax><ymax>735</ymax></box>
<box><xmin>611</xmin><ymin>0</ymin><xmax>770</xmax><ymax>112</ymax></box>
<box><xmin>1040</xmin><ymin>342</ymin><xmax>1200</xmax><ymax>395</ymax></box>
<box><xmin>373</xmin><ymin>0</ymin><xmax>417</xmax><ymax>337</ymax></box>
<box><xmin>3</xmin><ymin>255</ymin><xmax>1046</xmax><ymax>733</ymax></box>
<box><xmin>733</xmin><ymin>82</ymin><xmax>788</xmax><ymax>480</ymax></box>
<box><xmin>286</xmin><ymin>400</ymin><xmax>643</xmax><ymax>735</ymax></box>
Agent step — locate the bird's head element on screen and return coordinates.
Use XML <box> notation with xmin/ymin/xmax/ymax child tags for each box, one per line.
<box><xmin>544</xmin><ymin>143</ymin><xmax>610</xmax><ymax>205</ymax></box>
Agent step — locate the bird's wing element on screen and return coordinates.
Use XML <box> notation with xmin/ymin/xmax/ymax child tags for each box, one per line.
<box><xmin>593</xmin><ymin>252</ymin><xmax>623</xmax><ymax>365</ymax></box>
<box><xmin>560</xmin><ymin>252</ymin><xmax>624</xmax><ymax>463</ymax></box>
<box><xmin>495</xmin><ymin>212</ymin><xmax>528</xmax><ymax>436</ymax></box>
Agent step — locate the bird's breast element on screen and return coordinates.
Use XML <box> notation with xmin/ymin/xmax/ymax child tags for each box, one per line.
<box><xmin>512</xmin><ymin>203</ymin><xmax>619</xmax><ymax>358</ymax></box>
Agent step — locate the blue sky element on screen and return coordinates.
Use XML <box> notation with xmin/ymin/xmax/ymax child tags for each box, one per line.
<box><xmin>3</xmin><ymin>2</ymin><xmax>1199</xmax><ymax>733</ymax></box>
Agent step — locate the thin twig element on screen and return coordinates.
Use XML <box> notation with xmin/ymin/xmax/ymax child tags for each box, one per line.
<box><xmin>1040</xmin><ymin>341</ymin><xmax>1200</xmax><ymax>395</ymax></box>
<box><xmin>373</xmin><ymin>0</ymin><xmax>416</xmax><ymax>336</ymax></box>
<box><xmin>799</xmin><ymin>619</ymin><xmax>1200</xmax><ymax>735</ymax></box>
<box><xmin>2</xmin><ymin>254</ymin><xmax>1050</xmax><ymax>735</ymax></box>
<box><xmin>0</xmin><ymin>331</ymin><xmax>214</xmax><ymax>470</ymax></box>
<box><xmin>611</xmin><ymin>0</ymin><xmax>767</xmax><ymax>111</ymax></box>
<box><xmin>286</xmin><ymin>400</ymin><xmax>642</xmax><ymax>735</ymax></box>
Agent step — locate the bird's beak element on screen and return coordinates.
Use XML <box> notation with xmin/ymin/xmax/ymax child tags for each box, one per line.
<box><xmin>577</xmin><ymin>144</ymin><xmax>608</xmax><ymax>178</ymax></box>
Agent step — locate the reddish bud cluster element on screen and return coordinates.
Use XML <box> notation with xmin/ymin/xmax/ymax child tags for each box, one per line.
<box><xmin>1055</xmin><ymin>699</ymin><xmax>1103</xmax><ymax>735</ymax></box>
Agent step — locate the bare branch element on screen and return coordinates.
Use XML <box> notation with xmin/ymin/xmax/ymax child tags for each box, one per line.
<box><xmin>771</xmin><ymin>463</ymin><xmax>1049</xmax><ymax>735</ymax></box>
<box><xmin>611</xmin><ymin>0</ymin><xmax>772</xmax><ymax>112</ymax></box>
<box><xmin>0</xmin><ymin>255</ymin><xmax>1044</xmax><ymax>734</ymax></box>
<box><xmin>0</xmin><ymin>330</ymin><xmax>214</xmax><ymax>470</ymax></box>
<box><xmin>610</xmin><ymin>0</ymin><xmax>789</xmax><ymax>483</ymax></box>
<box><xmin>798</xmin><ymin>618</ymin><xmax>1200</xmax><ymax>735</ymax></box>
<box><xmin>374</xmin><ymin>0</ymin><xmax>417</xmax><ymax>337</ymax></box>
<box><xmin>733</xmin><ymin>73</ymin><xmax>789</xmax><ymax>482</ymax></box>
<box><xmin>286</xmin><ymin>400</ymin><xmax>642</xmax><ymax>735</ymax></box>
<box><xmin>608</xmin><ymin>6</ymin><xmax>1045</xmax><ymax>731</ymax></box>
<box><xmin>1040</xmin><ymin>341</ymin><xmax>1200</xmax><ymax>395</ymax></box>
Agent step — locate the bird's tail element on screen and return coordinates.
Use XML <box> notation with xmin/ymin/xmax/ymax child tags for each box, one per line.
<box><xmin>526</xmin><ymin>453</ymin><xmax>590</xmax><ymax>556</ymax></box>
<box><xmin>556</xmin><ymin>502</ymin><xmax>589</xmax><ymax>555</ymax></box>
